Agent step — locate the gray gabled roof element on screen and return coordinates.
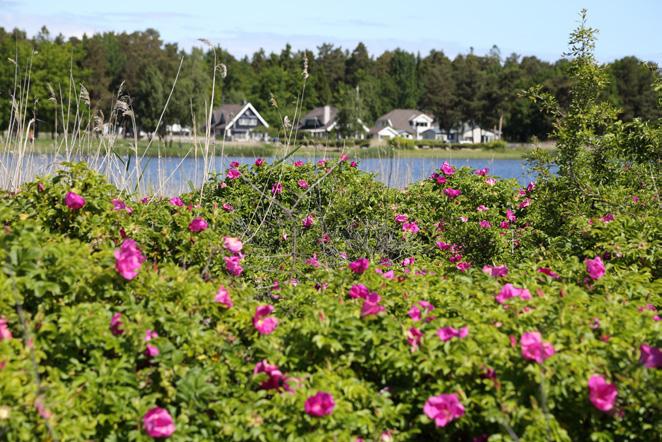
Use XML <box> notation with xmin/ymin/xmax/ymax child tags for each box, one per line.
<box><xmin>210</xmin><ymin>104</ymin><xmax>244</xmax><ymax>130</ymax></box>
<box><xmin>374</xmin><ymin>108</ymin><xmax>433</xmax><ymax>134</ymax></box>
<box><xmin>299</xmin><ymin>106</ymin><xmax>338</xmax><ymax>131</ymax></box>
<box><xmin>209</xmin><ymin>103</ymin><xmax>269</xmax><ymax>130</ymax></box>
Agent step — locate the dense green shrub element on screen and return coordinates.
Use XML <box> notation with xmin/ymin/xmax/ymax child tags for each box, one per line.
<box><xmin>0</xmin><ymin>156</ymin><xmax>660</xmax><ymax>441</ymax></box>
<box><xmin>0</xmin><ymin>12</ymin><xmax>660</xmax><ymax>442</ymax></box>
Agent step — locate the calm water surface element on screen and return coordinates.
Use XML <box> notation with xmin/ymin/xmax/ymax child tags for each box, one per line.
<box><xmin>4</xmin><ymin>153</ymin><xmax>541</xmax><ymax>195</ymax></box>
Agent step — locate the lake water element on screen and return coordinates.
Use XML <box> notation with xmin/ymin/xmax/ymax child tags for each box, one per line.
<box><xmin>2</xmin><ymin>153</ymin><xmax>541</xmax><ymax>195</ymax></box>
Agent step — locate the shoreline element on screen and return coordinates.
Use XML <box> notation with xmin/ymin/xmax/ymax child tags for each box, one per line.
<box><xmin>9</xmin><ymin>138</ymin><xmax>556</xmax><ymax>160</ymax></box>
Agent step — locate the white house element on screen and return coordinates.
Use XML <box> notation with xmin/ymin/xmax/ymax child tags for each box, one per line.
<box><xmin>209</xmin><ymin>102</ymin><xmax>269</xmax><ymax>141</ymax></box>
<box><xmin>369</xmin><ymin>109</ymin><xmax>434</xmax><ymax>140</ymax></box>
<box><xmin>371</xmin><ymin>126</ymin><xmax>400</xmax><ymax>139</ymax></box>
<box><xmin>448</xmin><ymin>124</ymin><xmax>500</xmax><ymax>144</ymax></box>
<box><xmin>298</xmin><ymin>105</ymin><xmax>369</xmax><ymax>139</ymax></box>
<box><xmin>422</xmin><ymin>124</ymin><xmax>500</xmax><ymax>144</ymax></box>
<box><xmin>165</xmin><ymin>123</ymin><xmax>191</xmax><ymax>136</ymax></box>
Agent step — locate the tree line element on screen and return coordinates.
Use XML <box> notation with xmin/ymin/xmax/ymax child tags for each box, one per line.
<box><xmin>1</xmin><ymin>26</ymin><xmax>659</xmax><ymax>141</ymax></box>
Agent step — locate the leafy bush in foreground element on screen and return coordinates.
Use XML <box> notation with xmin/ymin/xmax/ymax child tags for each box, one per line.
<box><xmin>0</xmin><ymin>157</ymin><xmax>660</xmax><ymax>441</ymax></box>
<box><xmin>0</xmin><ymin>13</ymin><xmax>661</xmax><ymax>441</ymax></box>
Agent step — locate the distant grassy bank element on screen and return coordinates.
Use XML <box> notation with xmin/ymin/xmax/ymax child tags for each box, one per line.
<box><xmin>12</xmin><ymin>136</ymin><xmax>555</xmax><ymax>160</ymax></box>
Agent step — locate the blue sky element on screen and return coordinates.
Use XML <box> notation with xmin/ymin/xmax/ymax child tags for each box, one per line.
<box><xmin>1</xmin><ymin>0</ymin><xmax>660</xmax><ymax>62</ymax></box>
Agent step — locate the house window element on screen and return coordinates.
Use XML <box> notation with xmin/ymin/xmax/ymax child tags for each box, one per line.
<box><xmin>238</xmin><ymin>117</ymin><xmax>257</xmax><ymax>126</ymax></box>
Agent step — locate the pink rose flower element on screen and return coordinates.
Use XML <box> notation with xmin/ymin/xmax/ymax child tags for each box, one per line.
<box><xmin>222</xmin><ymin>202</ymin><xmax>234</xmax><ymax>212</ymax></box>
<box><xmin>588</xmin><ymin>375</ymin><xmax>618</xmax><ymax>412</ymax></box>
<box><xmin>474</xmin><ymin>167</ymin><xmax>489</xmax><ymax>176</ymax></box>
<box><xmin>0</xmin><ymin>317</ymin><xmax>13</xmax><ymax>341</ymax></box>
<box><xmin>479</xmin><ymin>220</ymin><xmax>492</xmax><ymax>229</ymax></box>
<box><xmin>305</xmin><ymin>392</ymin><xmax>335</xmax><ymax>417</ymax></box>
<box><xmin>456</xmin><ymin>261</ymin><xmax>471</xmax><ymax>272</ymax></box>
<box><xmin>215</xmin><ymin>286</ymin><xmax>233</xmax><ymax>308</ymax></box>
<box><xmin>169</xmin><ymin>197</ymin><xmax>184</xmax><ymax>207</ymax></box>
<box><xmin>255</xmin><ymin>158</ymin><xmax>264</xmax><ymax>167</ymax></box>
<box><xmin>302</xmin><ymin>214</ymin><xmax>314</xmax><ymax>229</ymax></box>
<box><xmin>449</xmin><ymin>254</ymin><xmax>462</xmax><ymax>263</ymax></box>
<box><xmin>394</xmin><ymin>214</ymin><xmax>408</xmax><ymax>223</ymax></box>
<box><xmin>297</xmin><ymin>179</ymin><xmax>309</xmax><ymax>189</ymax></box>
<box><xmin>294</xmin><ymin>160</ymin><xmax>304</xmax><ymax>167</ymax></box>
<box><xmin>440</xmin><ymin>161</ymin><xmax>455</xmax><ymax>176</ymax></box>
<box><xmin>144</xmin><ymin>344</ymin><xmax>159</xmax><ymax>357</ymax></box>
<box><xmin>423</xmin><ymin>393</ymin><xmax>464</xmax><ymax>427</ymax></box>
<box><xmin>402</xmin><ymin>221</ymin><xmax>419</xmax><ymax>233</ymax></box>
<box><xmin>143</xmin><ymin>407</ymin><xmax>175</xmax><ymax>438</ymax></box>
<box><xmin>436</xmin><ymin>241</ymin><xmax>451</xmax><ymax>251</ymax></box>
<box><xmin>114</xmin><ymin>239</ymin><xmax>146</xmax><ymax>280</ymax></box>
<box><xmin>253</xmin><ymin>305</ymin><xmax>278</xmax><ymax>335</ymax></box>
<box><xmin>520</xmin><ymin>332</ymin><xmax>555</xmax><ymax>364</ymax></box>
<box><xmin>506</xmin><ymin>209</ymin><xmax>516</xmax><ymax>222</ymax></box>
<box><xmin>444</xmin><ymin>188</ymin><xmax>461</xmax><ymax>199</ymax></box>
<box><xmin>223</xmin><ymin>236</ymin><xmax>243</xmax><ymax>254</ymax></box>
<box><xmin>639</xmin><ymin>344</ymin><xmax>662</xmax><ymax>369</ymax></box>
<box><xmin>35</xmin><ymin>396</ymin><xmax>51</xmax><ymax>419</ymax></box>
<box><xmin>112</xmin><ymin>198</ymin><xmax>132</xmax><ymax>213</ymax></box>
<box><xmin>477</xmin><ymin>205</ymin><xmax>488</xmax><ymax>212</ymax></box>
<box><xmin>361</xmin><ymin>292</ymin><xmax>385</xmax><ymax>317</ymax></box>
<box><xmin>519</xmin><ymin>198</ymin><xmax>531</xmax><ymax>209</ymax></box>
<box><xmin>64</xmin><ymin>191</ymin><xmax>85</xmax><ymax>210</ymax></box>
<box><xmin>408</xmin><ymin>301</ymin><xmax>435</xmax><ymax>321</ymax></box>
<box><xmin>110</xmin><ymin>312</ymin><xmax>124</xmax><ymax>336</ymax></box>
<box><xmin>496</xmin><ymin>283</ymin><xmax>531</xmax><ymax>304</ymax></box>
<box><xmin>437</xmin><ymin>326</ymin><xmax>469</xmax><ymax>342</ymax></box>
<box><xmin>585</xmin><ymin>256</ymin><xmax>605</xmax><ymax>280</ymax></box>
<box><xmin>601</xmin><ymin>213</ymin><xmax>614</xmax><ymax>223</ymax></box>
<box><xmin>227</xmin><ymin>168</ymin><xmax>241</xmax><ymax>180</ymax></box>
<box><xmin>482</xmin><ymin>265</ymin><xmax>509</xmax><ymax>278</ymax></box>
<box><xmin>485</xmin><ymin>178</ymin><xmax>497</xmax><ymax>186</ymax></box>
<box><xmin>224</xmin><ymin>255</ymin><xmax>244</xmax><ymax>276</ymax></box>
<box><xmin>254</xmin><ymin>360</ymin><xmax>291</xmax><ymax>391</ymax></box>
<box><xmin>537</xmin><ymin>267</ymin><xmax>560</xmax><ymax>279</ymax></box>
<box><xmin>188</xmin><ymin>217</ymin><xmax>208</xmax><ymax>233</ymax></box>
<box><xmin>349</xmin><ymin>258</ymin><xmax>370</xmax><ymax>274</ymax></box>
<box><xmin>406</xmin><ymin>327</ymin><xmax>423</xmax><ymax>351</ymax></box>
<box><xmin>379</xmin><ymin>269</ymin><xmax>395</xmax><ymax>279</ymax></box>
<box><xmin>306</xmin><ymin>254</ymin><xmax>320</xmax><ymax>268</ymax></box>
<box><xmin>348</xmin><ymin>284</ymin><xmax>369</xmax><ymax>299</ymax></box>
<box><xmin>271</xmin><ymin>182</ymin><xmax>283</xmax><ymax>195</ymax></box>
<box><xmin>144</xmin><ymin>329</ymin><xmax>159</xmax><ymax>357</ymax></box>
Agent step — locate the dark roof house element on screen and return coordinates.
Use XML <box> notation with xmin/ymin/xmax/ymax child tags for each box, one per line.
<box><xmin>209</xmin><ymin>102</ymin><xmax>269</xmax><ymax>141</ymax></box>
<box><xmin>299</xmin><ymin>105</ymin><xmax>338</xmax><ymax>133</ymax></box>
<box><xmin>299</xmin><ymin>105</ymin><xmax>368</xmax><ymax>138</ymax></box>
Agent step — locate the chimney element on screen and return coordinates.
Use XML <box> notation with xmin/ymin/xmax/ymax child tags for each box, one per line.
<box><xmin>323</xmin><ymin>105</ymin><xmax>331</xmax><ymax>125</ymax></box>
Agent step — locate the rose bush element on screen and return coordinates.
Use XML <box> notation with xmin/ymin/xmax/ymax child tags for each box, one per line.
<box><xmin>0</xmin><ymin>21</ymin><xmax>660</xmax><ymax>437</ymax></box>
<box><xmin>0</xmin><ymin>155</ymin><xmax>659</xmax><ymax>441</ymax></box>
